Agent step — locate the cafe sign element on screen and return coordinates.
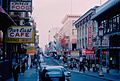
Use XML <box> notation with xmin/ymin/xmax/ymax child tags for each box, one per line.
<box><xmin>5</xmin><ymin>26</ymin><xmax>34</xmax><ymax>43</ymax></box>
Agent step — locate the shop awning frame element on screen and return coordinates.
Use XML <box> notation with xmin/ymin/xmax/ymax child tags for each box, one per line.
<box><xmin>0</xmin><ymin>7</ymin><xmax>16</xmax><ymax>30</ymax></box>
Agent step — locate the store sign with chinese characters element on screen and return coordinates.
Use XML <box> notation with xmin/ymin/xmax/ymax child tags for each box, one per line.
<box><xmin>88</xmin><ymin>26</ymin><xmax>93</xmax><ymax>50</ymax></box>
<box><xmin>9</xmin><ymin>0</ymin><xmax>32</xmax><ymax>12</ymax></box>
<box><xmin>5</xmin><ymin>26</ymin><xmax>34</xmax><ymax>43</ymax></box>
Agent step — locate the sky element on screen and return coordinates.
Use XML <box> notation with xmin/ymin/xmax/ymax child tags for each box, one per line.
<box><xmin>32</xmin><ymin>0</ymin><xmax>107</xmax><ymax>49</ymax></box>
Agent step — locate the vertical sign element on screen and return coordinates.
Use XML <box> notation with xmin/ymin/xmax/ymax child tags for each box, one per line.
<box><xmin>88</xmin><ymin>26</ymin><xmax>93</xmax><ymax>50</ymax></box>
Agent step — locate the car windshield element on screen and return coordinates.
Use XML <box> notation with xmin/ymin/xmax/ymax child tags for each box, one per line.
<box><xmin>46</xmin><ymin>68</ymin><xmax>62</xmax><ymax>76</ymax></box>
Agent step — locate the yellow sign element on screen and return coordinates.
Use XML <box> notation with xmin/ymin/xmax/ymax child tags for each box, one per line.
<box><xmin>26</xmin><ymin>46</ymin><xmax>36</xmax><ymax>55</ymax></box>
<box><xmin>71</xmin><ymin>51</ymin><xmax>79</xmax><ymax>57</ymax></box>
<box><xmin>5</xmin><ymin>26</ymin><xmax>35</xmax><ymax>43</ymax></box>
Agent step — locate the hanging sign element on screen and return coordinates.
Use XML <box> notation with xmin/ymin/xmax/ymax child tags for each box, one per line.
<box><xmin>5</xmin><ymin>26</ymin><xmax>34</xmax><ymax>43</ymax></box>
<box><xmin>9</xmin><ymin>0</ymin><xmax>32</xmax><ymax>12</ymax></box>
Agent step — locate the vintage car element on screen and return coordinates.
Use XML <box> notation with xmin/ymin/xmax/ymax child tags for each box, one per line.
<box><xmin>40</xmin><ymin>65</ymin><xmax>71</xmax><ymax>81</ymax></box>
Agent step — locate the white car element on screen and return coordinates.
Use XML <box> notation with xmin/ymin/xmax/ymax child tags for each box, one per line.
<box><xmin>40</xmin><ymin>65</ymin><xmax>71</xmax><ymax>81</ymax></box>
<box><xmin>53</xmin><ymin>66</ymin><xmax>71</xmax><ymax>81</ymax></box>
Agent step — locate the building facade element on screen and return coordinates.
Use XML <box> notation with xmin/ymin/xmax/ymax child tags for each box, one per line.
<box><xmin>60</xmin><ymin>15</ymin><xmax>80</xmax><ymax>52</ymax></box>
<box><xmin>92</xmin><ymin>0</ymin><xmax>120</xmax><ymax>72</ymax></box>
<box><xmin>74</xmin><ymin>6</ymin><xmax>99</xmax><ymax>61</ymax></box>
<box><xmin>0</xmin><ymin>0</ymin><xmax>35</xmax><ymax>80</ymax></box>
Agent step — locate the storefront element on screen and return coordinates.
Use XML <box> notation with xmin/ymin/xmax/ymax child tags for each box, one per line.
<box><xmin>92</xmin><ymin>0</ymin><xmax>120</xmax><ymax>72</ymax></box>
<box><xmin>0</xmin><ymin>7</ymin><xmax>16</xmax><ymax>79</ymax></box>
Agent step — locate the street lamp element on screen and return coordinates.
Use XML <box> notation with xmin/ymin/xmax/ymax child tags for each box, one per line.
<box><xmin>98</xmin><ymin>26</ymin><xmax>104</xmax><ymax>77</ymax></box>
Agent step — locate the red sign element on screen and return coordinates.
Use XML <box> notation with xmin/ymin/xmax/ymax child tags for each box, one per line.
<box><xmin>88</xmin><ymin>26</ymin><xmax>93</xmax><ymax>50</ymax></box>
<box><xmin>85</xmin><ymin>50</ymin><xmax>94</xmax><ymax>54</ymax></box>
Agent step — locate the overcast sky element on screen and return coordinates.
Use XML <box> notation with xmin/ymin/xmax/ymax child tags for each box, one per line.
<box><xmin>32</xmin><ymin>0</ymin><xmax>107</xmax><ymax>49</ymax></box>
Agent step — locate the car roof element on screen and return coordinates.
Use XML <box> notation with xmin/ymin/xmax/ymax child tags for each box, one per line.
<box><xmin>45</xmin><ymin>65</ymin><xmax>64</xmax><ymax>69</ymax></box>
<box><xmin>44</xmin><ymin>65</ymin><xmax>64</xmax><ymax>70</ymax></box>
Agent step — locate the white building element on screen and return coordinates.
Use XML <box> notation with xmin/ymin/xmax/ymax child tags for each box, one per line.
<box><xmin>58</xmin><ymin>15</ymin><xmax>80</xmax><ymax>51</ymax></box>
<box><xmin>74</xmin><ymin>6</ymin><xmax>99</xmax><ymax>56</ymax></box>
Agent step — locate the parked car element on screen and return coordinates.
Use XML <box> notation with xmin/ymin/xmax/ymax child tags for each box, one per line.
<box><xmin>39</xmin><ymin>65</ymin><xmax>71</xmax><ymax>81</ymax></box>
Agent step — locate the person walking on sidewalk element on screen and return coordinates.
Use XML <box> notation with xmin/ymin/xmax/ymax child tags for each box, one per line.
<box><xmin>21</xmin><ymin>61</ymin><xmax>26</xmax><ymax>75</ymax></box>
<box><xmin>12</xmin><ymin>64</ymin><xmax>19</xmax><ymax>81</ymax></box>
<box><xmin>79</xmin><ymin>62</ymin><xmax>83</xmax><ymax>72</ymax></box>
<box><xmin>86</xmin><ymin>60</ymin><xmax>90</xmax><ymax>71</ymax></box>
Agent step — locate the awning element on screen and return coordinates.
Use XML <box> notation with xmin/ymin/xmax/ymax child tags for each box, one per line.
<box><xmin>0</xmin><ymin>7</ymin><xmax>16</xmax><ymax>30</ymax></box>
<box><xmin>92</xmin><ymin>0</ymin><xmax>120</xmax><ymax>21</ymax></box>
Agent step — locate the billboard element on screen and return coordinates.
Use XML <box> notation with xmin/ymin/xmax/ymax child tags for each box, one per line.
<box><xmin>9</xmin><ymin>0</ymin><xmax>32</xmax><ymax>12</ymax></box>
<box><xmin>5</xmin><ymin>26</ymin><xmax>34</xmax><ymax>43</ymax></box>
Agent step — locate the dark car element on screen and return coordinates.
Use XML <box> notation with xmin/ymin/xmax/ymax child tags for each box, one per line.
<box><xmin>40</xmin><ymin>66</ymin><xmax>71</xmax><ymax>81</ymax></box>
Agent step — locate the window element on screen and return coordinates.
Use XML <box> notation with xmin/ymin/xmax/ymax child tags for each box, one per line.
<box><xmin>0</xmin><ymin>30</ymin><xmax>3</xmax><ymax>61</ymax></box>
<box><xmin>0</xmin><ymin>0</ymin><xmax>2</xmax><ymax>6</ymax></box>
<box><xmin>112</xmin><ymin>17</ymin><xmax>117</xmax><ymax>31</ymax></box>
<box><xmin>109</xmin><ymin>19</ymin><xmax>113</xmax><ymax>32</ymax></box>
<box><xmin>117</xmin><ymin>15</ymin><xmax>120</xmax><ymax>30</ymax></box>
<box><xmin>72</xmin><ymin>29</ymin><xmax>77</xmax><ymax>36</ymax></box>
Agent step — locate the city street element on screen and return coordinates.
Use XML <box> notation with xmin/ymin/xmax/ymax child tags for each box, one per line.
<box><xmin>71</xmin><ymin>72</ymin><xmax>106</xmax><ymax>81</ymax></box>
<box><xmin>44</xmin><ymin>56</ymin><xmax>108</xmax><ymax>81</ymax></box>
<box><xmin>0</xmin><ymin>0</ymin><xmax>120</xmax><ymax>81</ymax></box>
<box><xmin>7</xmin><ymin>55</ymin><xmax>120</xmax><ymax>81</ymax></box>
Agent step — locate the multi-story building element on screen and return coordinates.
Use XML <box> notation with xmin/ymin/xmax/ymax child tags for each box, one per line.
<box><xmin>0</xmin><ymin>0</ymin><xmax>34</xmax><ymax>80</ymax></box>
<box><xmin>54</xmin><ymin>15</ymin><xmax>80</xmax><ymax>56</ymax></box>
<box><xmin>60</xmin><ymin>15</ymin><xmax>80</xmax><ymax>52</ymax></box>
<box><xmin>92</xmin><ymin>0</ymin><xmax>120</xmax><ymax>72</ymax></box>
<box><xmin>74</xmin><ymin>6</ymin><xmax>99</xmax><ymax>60</ymax></box>
<box><xmin>0</xmin><ymin>0</ymin><xmax>17</xmax><ymax>80</ymax></box>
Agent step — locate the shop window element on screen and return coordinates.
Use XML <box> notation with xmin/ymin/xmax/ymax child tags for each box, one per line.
<box><xmin>117</xmin><ymin>15</ymin><xmax>120</xmax><ymax>30</ymax></box>
<box><xmin>108</xmin><ymin>19</ymin><xmax>113</xmax><ymax>32</ymax></box>
<box><xmin>110</xmin><ymin>35</ymin><xmax>120</xmax><ymax>47</ymax></box>
<box><xmin>0</xmin><ymin>30</ymin><xmax>3</xmax><ymax>61</ymax></box>
<box><xmin>0</xmin><ymin>0</ymin><xmax>2</xmax><ymax>6</ymax></box>
<box><xmin>112</xmin><ymin>17</ymin><xmax>117</xmax><ymax>31</ymax></box>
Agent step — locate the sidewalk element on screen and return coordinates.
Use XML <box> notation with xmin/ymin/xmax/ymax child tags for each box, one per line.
<box><xmin>53</xmin><ymin>58</ymin><xmax>120</xmax><ymax>81</ymax></box>
<box><xmin>6</xmin><ymin>67</ymin><xmax>39</xmax><ymax>81</ymax></box>
<box><xmin>71</xmin><ymin>69</ymin><xmax>120</xmax><ymax>81</ymax></box>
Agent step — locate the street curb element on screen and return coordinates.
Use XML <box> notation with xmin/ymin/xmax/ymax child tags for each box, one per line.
<box><xmin>52</xmin><ymin>58</ymin><xmax>116</xmax><ymax>81</ymax></box>
<box><xmin>71</xmin><ymin>70</ymin><xmax>114</xmax><ymax>81</ymax></box>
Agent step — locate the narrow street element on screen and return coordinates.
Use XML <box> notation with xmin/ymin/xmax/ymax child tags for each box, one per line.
<box><xmin>0</xmin><ymin>0</ymin><xmax>120</xmax><ymax>81</ymax></box>
<box><xmin>44</xmin><ymin>57</ymin><xmax>108</xmax><ymax>81</ymax></box>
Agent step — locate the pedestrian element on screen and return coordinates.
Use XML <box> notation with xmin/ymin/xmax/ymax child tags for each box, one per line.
<box><xmin>87</xmin><ymin>60</ymin><xmax>90</xmax><ymax>71</ymax></box>
<box><xmin>41</xmin><ymin>68</ymin><xmax>47</xmax><ymax>81</ymax></box>
<box><xmin>87</xmin><ymin>64</ymin><xmax>90</xmax><ymax>71</ymax></box>
<box><xmin>79</xmin><ymin>62</ymin><xmax>82</xmax><ymax>72</ymax></box>
<box><xmin>21</xmin><ymin>63</ymin><xmax>26</xmax><ymax>75</ymax></box>
<box><xmin>12</xmin><ymin>64</ymin><xmax>19</xmax><ymax>81</ymax></box>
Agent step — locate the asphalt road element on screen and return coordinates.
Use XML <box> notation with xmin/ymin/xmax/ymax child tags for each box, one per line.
<box><xmin>70</xmin><ymin>72</ymin><xmax>107</xmax><ymax>81</ymax></box>
<box><xmin>44</xmin><ymin>56</ymin><xmax>108</xmax><ymax>81</ymax></box>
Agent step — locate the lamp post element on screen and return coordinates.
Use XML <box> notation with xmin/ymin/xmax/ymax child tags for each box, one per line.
<box><xmin>98</xmin><ymin>26</ymin><xmax>104</xmax><ymax>76</ymax></box>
